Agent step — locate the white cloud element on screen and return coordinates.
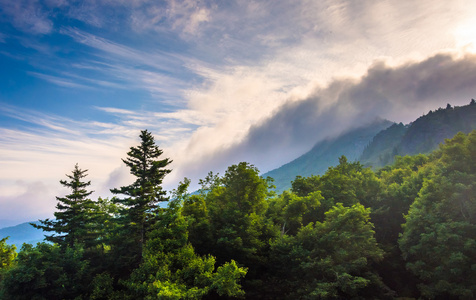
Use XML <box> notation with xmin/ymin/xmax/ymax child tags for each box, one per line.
<box><xmin>168</xmin><ymin>0</ymin><xmax>211</xmax><ymax>35</ymax></box>
<box><xmin>0</xmin><ymin>180</ymin><xmax>56</xmax><ymax>221</ymax></box>
<box><xmin>4</xmin><ymin>0</ymin><xmax>476</xmax><ymax>223</ymax></box>
<box><xmin>168</xmin><ymin>52</ymin><xmax>476</xmax><ymax>189</ymax></box>
<box><xmin>28</xmin><ymin>72</ymin><xmax>93</xmax><ymax>89</ymax></box>
<box><xmin>0</xmin><ymin>0</ymin><xmax>54</xmax><ymax>34</ymax></box>
<box><xmin>61</xmin><ymin>28</ymin><xmax>180</xmax><ymax>71</ymax></box>
<box><xmin>156</xmin><ymin>0</ymin><xmax>476</xmax><ymax>183</ymax></box>
<box><xmin>59</xmin><ymin>28</ymin><xmax>190</xmax><ymax>102</ymax></box>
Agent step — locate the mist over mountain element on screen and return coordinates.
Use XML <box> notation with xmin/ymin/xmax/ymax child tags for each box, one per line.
<box><xmin>172</xmin><ymin>53</ymin><xmax>476</xmax><ymax>190</ymax></box>
<box><xmin>264</xmin><ymin>100</ymin><xmax>476</xmax><ymax>192</ymax></box>
<box><xmin>264</xmin><ymin>119</ymin><xmax>393</xmax><ymax>193</ymax></box>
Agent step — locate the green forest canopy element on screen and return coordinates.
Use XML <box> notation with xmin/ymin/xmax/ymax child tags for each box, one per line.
<box><xmin>1</xmin><ymin>129</ymin><xmax>476</xmax><ymax>299</ymax></box>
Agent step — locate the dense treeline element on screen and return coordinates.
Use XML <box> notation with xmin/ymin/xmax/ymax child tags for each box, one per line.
<box><xmin>1</xmin><ymin>129</ymin><xmax>476</xmax><ymax>299</ymax></box>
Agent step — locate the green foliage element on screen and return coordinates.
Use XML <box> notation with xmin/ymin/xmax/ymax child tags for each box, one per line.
<box><xmin>110</xmin><ymin>129</ymin><xmax>172</xmax><ymax>275</ymax></box>
<box><xmin>93</xmin><ymin>197</ymin><xmax>120</xmax><ymax>249</ymax></box>
<box><xmin>6</xmin><ymin>128</ymin><xmax>476</xmax><ymax>299</ymax></box>
<box><xmin>124</xmin><ymin>203</ymin><xmax>247</xmax><ymax>299</ymax></box>
<box><xmin>196</xmin><ymin>163</ymin><xmax>277</xmax><ymax>266</ymax></box>
<box><xmin>90</xmin><ymin>272</ymin><xmax>115</xmax><ymax>300</ymax></box>
<box><xmin>367</xmin><ymin>154</ymin><xmax>432</xmax><ymax>296</ymax></box>
<box><xmin>373</xmin><ymin>154</ymin><xmax>431</xmax><ymax>245</ymax></box>
<box><xmin>0</xmin><ymin>237</ymin><xmax>16</xmax><ymax>271</ymax></box>
<box><xmin>0</xmin><ymin>243</ymin><xmax>90</xmax><ymax>300</ymax></box>
<box><xmin>32</xmin><ymin>164</ymin><xmax>98</xmax><ymax>249</ymax></box>
<box><xmin>0</xmin><ymin>237</ymin><xmax>17</xmax><ymax>288</ymax></box>
<box><xmin>291</xmin><ymin>175</ymin><xmax>320</xmax><ymax>197</ymax></box>
<box><xmin>182</xmin><ymin>163</ymin><xmax>279</xmax><ymax>298</ymax></box>
<box><xmin>399</xmin><ymin>131</ymin><xmax>476</xmax><ymax>298</ymax></box>
<box><xmin>268</xmin><ymin>203</ymin><xmax>386</xmax><ymax>299</ymax></box>
<box><xmin>267</xmin><ymin>190</ymin><xmax>322</xmax><ymax>236</ymax></box>
<box><xmin>211</xmin><ymin>260</ymin><xmax>247</xmax><ymax>298</ymax></box>
<box><xmin>291</xmin><ymin>156</ymin><xmax>381</xmax><ymax>212</ymax></box>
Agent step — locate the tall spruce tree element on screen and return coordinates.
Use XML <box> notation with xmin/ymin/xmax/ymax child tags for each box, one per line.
<box><xmin>110</xmin><ymin>130</ymin><xmax>172</xmax><ymax>271</ymax></box>
<box><xmin>33</xmin><ymin>164</ymin><xmax>96</xmax><ymax>248</ymax></box>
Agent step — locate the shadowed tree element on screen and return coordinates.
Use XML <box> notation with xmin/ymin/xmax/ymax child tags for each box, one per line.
<box><xmin>399</xmin><ymin>131</ymin><xmax>476</xmax><ymax>299</ymax></box>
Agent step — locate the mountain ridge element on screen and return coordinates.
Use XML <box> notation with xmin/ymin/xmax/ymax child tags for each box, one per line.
<box><xmin>0</xmin><ymin>221</ymin><xmax>46</xmax><ymax>249</ymax></box>
<box><xmin>361</xmin><ymin>100</ymin><xmax>476</xmax><ymax>168</ymax></box>
<box><xmin>265</xmin><ymin>100</ymin><xmax>476</xmax><ymax>192</ymax></box>
<box><xmin>264</xmin><ymin>119</ymin><xmax>394</xmax><ymax>192</ymax></box>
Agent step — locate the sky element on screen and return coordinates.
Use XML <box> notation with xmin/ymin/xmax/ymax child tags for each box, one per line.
<box><xmin>2</xmin><ymin>0</ymin><xmax>476</xmax><ymax>226</ymax></box>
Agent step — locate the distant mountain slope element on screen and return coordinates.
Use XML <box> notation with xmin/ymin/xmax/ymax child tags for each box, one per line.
<box><xmin>263</xmin><ymin>119</ymin><xmax>393</xmax><ymax>192</ymax></box>
<box><xmin>0</xmin><ymin>219</ymin><xmax>21</xmax><ymax>228</ymax></box>
<box><xmin>0</xmin><ymin>221</ymin><xmax>46</xmax><ymax>249</ymax></box>
<box><xmin>361</xmin><ymin>100</ymin><xmax>476</xmax><ymax>168</ymax></box>
<box><xmin>359</xmin><ymin>122</ymin><xmax>408</xmax><ymax>168</ymax></box>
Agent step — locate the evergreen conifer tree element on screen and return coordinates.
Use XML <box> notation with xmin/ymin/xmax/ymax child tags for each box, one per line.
<box><xmin>110</xmin><ymin>130</ymin><xmax>172</xmax><ymax>271</ymax></box>
<box><xmin>33</xmin><ymin>164</ymin><xmax>96</xmax><ymax>248</ymax></box>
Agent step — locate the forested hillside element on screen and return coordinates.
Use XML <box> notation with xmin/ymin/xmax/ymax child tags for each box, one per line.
<box><xmin>1</xmin><ymin>128</ymin><xmax>475</xmax><ymax>299</ymax></box>
<box><xmin>264</xmin><ymin>119</ymin><xmax>393</xmax><ymax>193</ymax></box>
<box><xmin>361</xmin><ymin>100</ymin><xmax>476</xmax><ymax>167</ymax></box>
<box><xmin>265</xmin><ymin>100</ymin><xmax>476</xmax><ymax>193</ymax></box>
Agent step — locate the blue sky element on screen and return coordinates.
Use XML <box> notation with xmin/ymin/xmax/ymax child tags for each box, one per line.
<box><xmin>2</xmin><ymin>0</ymin><xmax>476</xmax><ymax>225</ymax></box>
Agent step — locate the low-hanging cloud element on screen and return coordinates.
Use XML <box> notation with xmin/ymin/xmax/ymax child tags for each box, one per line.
<box><xmin>171</xmin><ymin>52</ymin><xmax>476</xmax><ymax>187</ymax></box>
<box><xmin>0</xmin><ymin>181</ymin><xmax>56</xmax><ymax>223</ymax></box>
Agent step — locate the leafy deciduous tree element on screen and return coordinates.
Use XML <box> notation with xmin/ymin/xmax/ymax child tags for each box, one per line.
<box><xmin>399</xmin><ymin>131</ymin><xmax>476</xmax><ymax>299</ymax></box>
<box><xmin>268</xmin><ymin>203</ymin><xmax>387</xmax><ymax>299</ymax></box>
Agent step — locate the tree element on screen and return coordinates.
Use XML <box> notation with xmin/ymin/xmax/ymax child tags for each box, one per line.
<box><xmin>124</xmin><ymin>201</ymin><xmax>247</xmax><ymax>299</ymax></box>
<box><xmin>399</xmin><ymin>131</ymin><xmax>476</xmax><ymax>299</ymax></box>
<box><xmin>32</xmin><ymin>164</ymin><xmax>97</xmax><ymax>249</ymax></box>
<box><xmin>0</xmin><ymin>243</ymin><xmax>90</xmax><ymax>300</ymax></box>
<box><xmin>291</xmin><ymin>156</ymin><xmax>381</xmax><ymax>218</ymax></box>
<box><xmin>202</xmin><ymin>163</ymin><xmax>276</xmax><ymax>266</ymax></box>
<box><xmin>183</xmin><ymin>163</ymin><xmax>278</xmax><ymax>298</ymax></box>
<box><xmin>0</xmin><ymin>237</ymin><xmax>17</xmax><ymax>285</ymax></box>
<box><xmin>268</xmin><ymin>203</ymin><xmax>387</xmax><ymax>299</ymax></box>
<box><xmin>370</xmin><ymin>154</ymin><xmax>430</xmax><ymax>296</ymax></box>
<box><xmin>0</xmin><ymin>237</ymin><xmax>16</xmax><ymax>271</ymax></box>
<box><xmin>110</xmin><ymin>130</ymin><xmax>172</xmax><ymax>273</ymax></box>
<box><xmin>266</xmin><ymin>190</ymin><xmax>323</xmax><ymax>236</ymax></box>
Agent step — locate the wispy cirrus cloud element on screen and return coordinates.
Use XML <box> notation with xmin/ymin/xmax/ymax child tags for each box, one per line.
<box><xmin>60</xmin><ymin>27</ymin><xmax>182</xmax><ymax>71</ymax></box>
<box><xmin>0</xmin><ymin>0</ymin><xmax>54</xmax><ymax>34</ymax></box>
<box><xmin>58</xmin><ymin>28</ymin><xmax>192</xmax><ymax>102</ymax></box>
<box><xmin>27</xmin><ymin>72</ymin><xmax>93</xmax><ymax>89</ymax></box>
<box><xmin>0</xmin><ymin>104</ymin><xmax>82</xmax><ymax>135</ymax></box>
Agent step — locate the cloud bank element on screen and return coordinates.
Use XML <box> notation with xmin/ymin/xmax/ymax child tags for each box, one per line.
<box><xmin>170</xmin><ymin>53</ymin><xmax>476</xmax><ymax>186</ymax></box>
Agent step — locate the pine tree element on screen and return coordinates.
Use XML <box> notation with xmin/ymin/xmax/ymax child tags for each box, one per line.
<box><xmin>32</xmin><ymin>164</ymin><xmax>96</xmax><ymax>248</ymax></box>
<box><xmin>110</xmin><ymin>130</ymin><xmax>172</xmax><ymax>270</ymax></box>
